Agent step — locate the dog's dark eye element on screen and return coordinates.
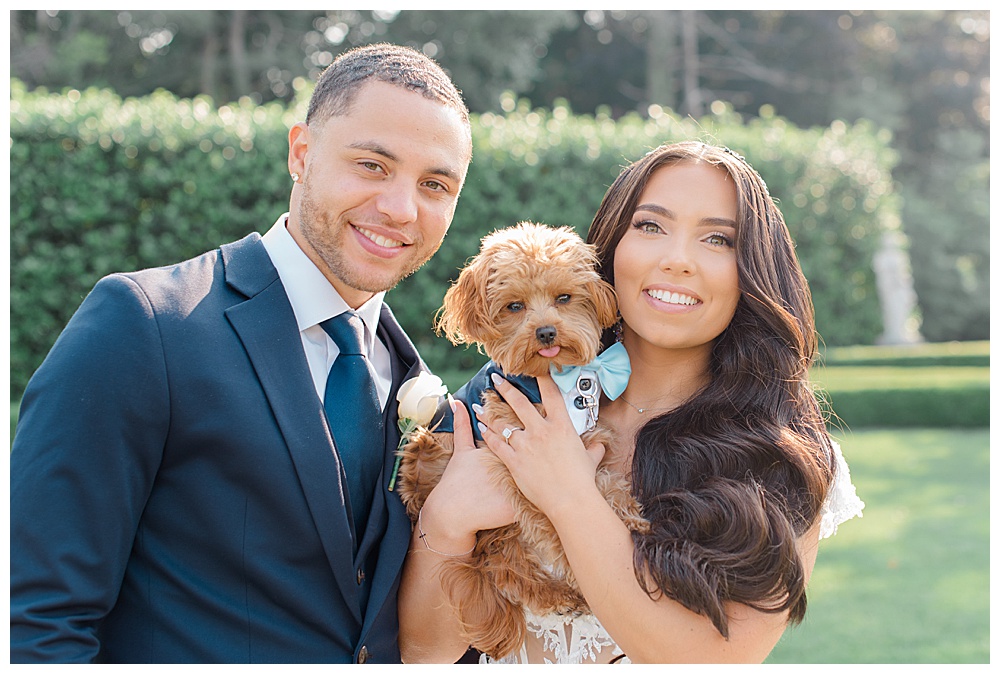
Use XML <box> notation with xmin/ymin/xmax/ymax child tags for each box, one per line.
<box><xmin>556</xmin><ymin>294</ymin><xmax>571</xmax><ymax>304</ymax></box>
<box><xmin>507</xmin><ymin>301</ymin><xmax>524</xmax><ymax>313</ymax></box>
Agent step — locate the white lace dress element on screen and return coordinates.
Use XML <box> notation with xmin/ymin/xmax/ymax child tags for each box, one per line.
<box><xmin>481</xmin><ymin>442</ymin><xmax>865</xmax><ymax>664</ymax></box>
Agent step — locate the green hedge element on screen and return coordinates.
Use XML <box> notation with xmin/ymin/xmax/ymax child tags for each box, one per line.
<box><xmin>823</xmin><ymin>387</ymin><xmax>988</xmax><ymax>429</ymax></box>
<box><xmin>11</xmin><ymin>82</ymin><xmax>900</xmax><ymax>401</ymax></box>
<box><xmin>814</xmin><ymin>364</ymin><xmax>989</xmax><ymax>428</ymax></box>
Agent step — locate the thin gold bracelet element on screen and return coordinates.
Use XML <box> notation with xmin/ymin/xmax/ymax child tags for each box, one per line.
<box><xmin>416</xmin><ymin>509</ymin><xmax>476</xmax><ymax>557</ymax></box>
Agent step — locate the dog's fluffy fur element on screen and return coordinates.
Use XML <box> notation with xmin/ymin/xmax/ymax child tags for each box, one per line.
<box><xmin>396</xmin><ymin>222</ymin><xmax>649</xmax><ymax>659</ymax></box>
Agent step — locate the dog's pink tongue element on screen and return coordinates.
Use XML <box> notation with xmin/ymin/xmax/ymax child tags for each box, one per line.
<box><xmin>538</xmin><ymin>346</ymin><xmax>561</xmax><ymax>358</ymax></box>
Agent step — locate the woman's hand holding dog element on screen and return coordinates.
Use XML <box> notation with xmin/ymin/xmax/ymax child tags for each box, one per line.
<box><xmin>419</xmin><ymin>398</ymin><xmax>516</xmax><ymax>551</ymax></box>
<box><xmin>482</xmin><ymin>374</ymin><xmax>606</xmax><ymax>521</ymax></box>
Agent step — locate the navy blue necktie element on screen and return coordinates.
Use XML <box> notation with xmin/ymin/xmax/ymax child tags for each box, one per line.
<box><xmin>321</xmin><ymin>312</ymin><xmax>384</xmax><ymax>545</ymax></box>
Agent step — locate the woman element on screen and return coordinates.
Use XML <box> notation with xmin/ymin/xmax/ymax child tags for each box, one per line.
<box><xmin>399</xmin><ymin>141</ymin><xmax>864</xmax><ymax>664</ymax></box>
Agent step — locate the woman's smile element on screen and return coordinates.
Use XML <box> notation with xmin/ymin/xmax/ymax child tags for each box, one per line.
<box><xmin>643</xmin><ymin>286</ymin><xmax>702</xmax><ymax>309</ymax></box>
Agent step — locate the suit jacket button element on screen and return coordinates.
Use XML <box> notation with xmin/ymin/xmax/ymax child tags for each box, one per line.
<box><xmin>357</xmin><ymin>646</ymin><xmax>370</xmax><ymax>664</ymax></box>
<box><xmin>356</xmin><ymin>568</ymin><xmax>365</xmax><ymax>585</ymax></box>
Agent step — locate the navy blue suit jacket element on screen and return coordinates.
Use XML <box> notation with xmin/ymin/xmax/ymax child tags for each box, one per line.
<box><xmin>10</xmin><ymin>233</ymin><xmax>424</xmax><ymax>663</ymax></box>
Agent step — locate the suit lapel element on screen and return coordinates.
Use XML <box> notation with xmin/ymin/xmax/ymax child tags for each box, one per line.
<box><xmin>360</xmin><ymin>305</ymin><xmax>426</xmax><ymax>632</ymax></box>
<box><xmin>221</xmin><ymin>235</ymin><xmax>361</xmax><ymax>622</ymax></box>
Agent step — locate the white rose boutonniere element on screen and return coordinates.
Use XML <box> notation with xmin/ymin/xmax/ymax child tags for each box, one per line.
<box><xmin>387</xmin><ymin>372</ymin><xmax>448</xmax><ymax>492</ymax></box>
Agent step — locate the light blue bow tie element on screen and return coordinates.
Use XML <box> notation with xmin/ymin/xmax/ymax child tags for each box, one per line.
<box><xmin>549</xmin><ymin>342</ymin><xmax>631</xmax><ymax>401</ymax></box>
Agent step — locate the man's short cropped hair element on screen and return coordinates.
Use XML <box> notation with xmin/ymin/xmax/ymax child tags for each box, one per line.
<box><xmin>306</xmin><ymin>42</ymin><xmax>470</xmax><ymax>127</ymax></box>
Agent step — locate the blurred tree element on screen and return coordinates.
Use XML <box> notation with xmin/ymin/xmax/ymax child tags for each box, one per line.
<box><xmin>9</xmin><ymin>9</ymin><xmax>576</xmax><ymax>110</ymax></box>
<box><xmin>525</xmin><ymin>10</ymin><xmax>647</xmax><ymax>117</ymax></box>
<box><xmin>833</xmin><ymin>11</ymin><xmax>990</xmax><ymax>341</ymax></box>
<box><xmin>528</xmin><ymin>11</ymin><xmax>849</xmax><ymax>118</ymax></box>
<box><xmin>10</xmin><ymin>10</ymin><xmax>317</xmax><ymax>103</ymax></box>
<box><xmin>357</xmin><ymin>10</ymin><xmax>578</xmax><ymax>111</ymax></box>
<box><xmin>10</xmin><ymin>10</ymin><xmax>115</xmax><ymax>90</ymax></box>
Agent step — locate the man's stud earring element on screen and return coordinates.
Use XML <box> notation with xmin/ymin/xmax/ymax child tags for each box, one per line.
<box><xmin>291</xmin><ymin>172</ymin><xmax>300</xmax><ymax>182</ymax></box>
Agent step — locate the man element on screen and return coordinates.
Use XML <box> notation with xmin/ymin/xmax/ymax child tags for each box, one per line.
<box><xmin>10</xmin><ymin>43</ymin><xmax>473</xmax><ymax>663</ymax></box>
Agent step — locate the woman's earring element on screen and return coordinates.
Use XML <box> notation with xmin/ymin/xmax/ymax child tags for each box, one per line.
<box><xmin>613</xmin><ymin>312</ymin><xmax>624</xmax><ymax>343</ymax></box>
<box><xmin>291</xmin><ymin>172</ymin><xmax>300</xmax><ymax>183</ymax></box>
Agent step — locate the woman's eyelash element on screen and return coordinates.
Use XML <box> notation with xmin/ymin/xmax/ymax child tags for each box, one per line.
<box><xmin>706</xmin><ymin>231</ymin><xmax>734</xmax><ymax>246</ymax></box>
<box><xmin>632</xmin><ymin>220</ymin><xmax>660</xmax><ymax>232</ymax></box>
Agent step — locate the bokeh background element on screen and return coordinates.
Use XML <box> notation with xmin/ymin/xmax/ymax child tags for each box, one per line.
<box><xmin>8</xmin><ymin>9</ymin><xmax>990</xmax><ymax>663</ymax></box>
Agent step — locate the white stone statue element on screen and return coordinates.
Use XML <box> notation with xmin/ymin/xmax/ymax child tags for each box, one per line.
<box><xmin>872</xmin><ymin>230</ymin><xmax>923</xmax><ymax>345</ymax></box>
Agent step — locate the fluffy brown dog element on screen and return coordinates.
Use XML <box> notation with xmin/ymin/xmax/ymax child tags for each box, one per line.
<box><xmin>396</xmin><ymin>222</ymin><xmax>649</xmax><ymax>659</ymax></box>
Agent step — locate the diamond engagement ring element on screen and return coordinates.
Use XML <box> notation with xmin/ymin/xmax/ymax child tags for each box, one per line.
<box><xmin>502</xmin><ymin>427</ymin><xmax>515</xmax><ymax>443</ymax></box>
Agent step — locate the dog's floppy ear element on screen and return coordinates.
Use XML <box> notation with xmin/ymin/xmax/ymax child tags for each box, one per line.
<box><xmin>436</xmin><ymin>251</ymin><xmax>502</xmax><ymax>347</ymax></box>
<box><xmin>589</xmin><ymin>275</ymin><xmax>620</xmax><ymax>329</ymax></box>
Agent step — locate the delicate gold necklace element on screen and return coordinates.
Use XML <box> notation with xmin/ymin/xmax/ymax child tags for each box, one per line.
<box><xmin>619</xmin><ymin>395</ymin><xmax>672</xmax><ymax>414</ymax></box>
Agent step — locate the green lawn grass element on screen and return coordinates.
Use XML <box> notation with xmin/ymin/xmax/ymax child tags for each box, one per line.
<box><xmin>767</xmin><ymin>428</ymin><xmax>989</xmax><ymax>663</ymax></box>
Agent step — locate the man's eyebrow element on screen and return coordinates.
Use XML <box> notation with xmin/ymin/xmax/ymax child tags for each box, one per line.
<box><xmin>348</xmin><ymin>141</ymin><xmax>398</xmax><ymax>162</ymax></box>
<box><xmin>347</xmin><ymin>141</ymin><xmax>462</xmax><ymax>182</ymax></box>
<box><xmin>635</xmin><ymin>203</ymin><xmax>737</xmax><ymax>228</ymax></box>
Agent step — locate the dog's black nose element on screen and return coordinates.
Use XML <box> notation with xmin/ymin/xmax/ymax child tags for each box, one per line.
<box><xmin>536</xmin><ymin>326</ymin><xmax>557</xmax><ymax>345</ymax></box>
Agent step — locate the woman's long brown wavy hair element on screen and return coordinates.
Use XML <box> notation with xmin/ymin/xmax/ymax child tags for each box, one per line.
<box><xmin>587</xmin><ymin>141</ymin><xmax>835</xmax><ymax>638</ymax></box>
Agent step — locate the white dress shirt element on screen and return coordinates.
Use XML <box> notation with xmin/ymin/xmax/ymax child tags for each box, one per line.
<box><xmin>260</xmin><ymin>214</ymin><xmax>391</xmax><ymax>409</ymax></box>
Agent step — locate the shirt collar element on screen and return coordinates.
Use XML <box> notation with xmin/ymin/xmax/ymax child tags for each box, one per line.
<box><xmin>260</xmin><ymin>214</ymin><xmax>385</xmax><ymax>350</ymax></box>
